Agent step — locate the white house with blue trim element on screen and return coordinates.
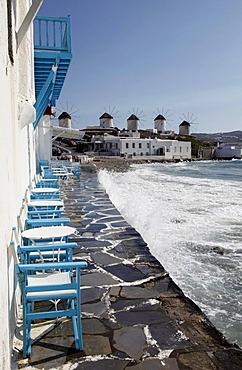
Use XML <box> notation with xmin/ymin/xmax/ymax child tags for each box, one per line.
<box><xmin>0</xmin><ymin>1</ymin><xmax>72</xmax><ymax>367</ymax></box>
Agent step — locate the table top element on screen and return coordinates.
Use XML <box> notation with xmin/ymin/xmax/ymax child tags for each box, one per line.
<box><xmin>22</xmin><ymin>226</ymin><xmax>76</xmax><ymax>240</ymax></box>
<box><xmin>28</xmin><ymin>200</ymin><xmax>64</xmax><ymax>207</ymax></box>
<box><xmin>31</xmin><ymin>188</ymin><xmax>59</xmax><ymax>193</ymax></box>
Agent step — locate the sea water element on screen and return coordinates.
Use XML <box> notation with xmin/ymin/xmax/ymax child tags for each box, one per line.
<box><xmin>98</xmin><ymin>160</ymin><xmax>242</xmax><ymax>347</ymax></box>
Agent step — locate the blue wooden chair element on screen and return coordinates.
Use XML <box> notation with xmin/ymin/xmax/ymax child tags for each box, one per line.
<box><xmin>17</xmin><ymin>242</ymin><xmax>77</xmax><ymax>264</ymax></box>
<box><xmin>16</xmin><ymin>261</ymin><xmax>88</xmax><ymax>358</ymax></box>
<box><xmin>27</xmin><ymin>209</ymin><xmax>65</xmax><ymax>219</ymax></box>
<box><xmin>30</xmin><ymin>193</ymin><xmax>61</xmax><ymax>200</ymax></box>
<box><xmin>25</xmin><ymin>217</ymin><xmax>70</xmax><ymax>229</ymax></box>
<box><xmin>36</xmin><ymin>180</ymin><xmax>59</xmax><ymax>188</ymax></box>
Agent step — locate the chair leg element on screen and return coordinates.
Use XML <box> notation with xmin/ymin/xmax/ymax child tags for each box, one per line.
<box><xmin>27</xmin><ymin>302</ymin><xmax>32</xmax><ymax>357</ymax></box>
<box><xmin>70</xmin><ymin>300</ymin><xmax>79</xmax><ymax>349</ymax></box>
<box><xmin>76</xmin><ymin>296</ymin><xmax>83</xmax><ymax>350</ymax></box>
<box><xmin>22</xmin><ymin>300</ymin><xmax>27</xmax><ymax>358</ymax></box>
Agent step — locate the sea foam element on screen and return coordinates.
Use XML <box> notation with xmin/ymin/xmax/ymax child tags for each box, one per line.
<box><xmin>98</xmin><ymin>161</ymin><xmax>242</xmax><ymax>346</ymax></box>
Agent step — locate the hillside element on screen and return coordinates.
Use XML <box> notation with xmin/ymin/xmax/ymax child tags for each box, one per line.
<box><xmin>192</xmin><ymin>131</ymin><xmax>242</xmax><ymax>144</ymax></box>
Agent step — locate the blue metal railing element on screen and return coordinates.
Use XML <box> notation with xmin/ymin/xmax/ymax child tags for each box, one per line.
<box><xmin>34</xmin><ymin>16</ymin><xmax>71</xmax><ymax>53</ymax></box>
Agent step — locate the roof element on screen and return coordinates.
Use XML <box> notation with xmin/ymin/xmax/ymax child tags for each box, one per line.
<box><xmin>179</xmin><ymin>120</ymin><xmax>191</xmax><ymax>127</ymax></box>
<box><xmin>99</xmin><ymin>112</ymin><xmax>113</xmax><ymax>119</ymax></box>
<box><xmin>51</xmin><ymin>126</ymin><xmax>85</xmax><ymax>139</ymax></box>
<box><xmin>58</xmin><ymin>112</ymin><xmax>71</xmax><ymax>120</ymax></box>
<box><xmin>154</xmin><ymin>114</ymin><xmax>166</xmax><ymax>121</ymax></box>
<box><xmin>127</xmin><ymin>114</ymin><xmax>139</xmax><ymax>120</ymax></box>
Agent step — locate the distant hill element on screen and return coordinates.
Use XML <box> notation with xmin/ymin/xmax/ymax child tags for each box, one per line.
<box><xmin>192</xmin><ymin>131</ymin><xmax>242</xmax><ymax>144</ymax></box>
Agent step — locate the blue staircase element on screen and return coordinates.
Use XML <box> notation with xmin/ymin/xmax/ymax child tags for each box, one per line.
<box><xmin>33</xmin><ymin>16</ymin><xmax>72</xmax><ymax>129</ymax></box>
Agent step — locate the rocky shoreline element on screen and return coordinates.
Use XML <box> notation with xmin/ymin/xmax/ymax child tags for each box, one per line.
<box><xmin>82</xmin><ymin>156</ymin><xmax>183</xmax><ymax>173</ymax></box>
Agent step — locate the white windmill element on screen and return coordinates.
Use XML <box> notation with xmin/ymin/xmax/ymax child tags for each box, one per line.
<box><xmin>55</xmin><ymin>101</ymin><xmax>81</xmax><ymax>129</ymax></box>
<box><xmin>127</xmin><ymin>108</ymin><xmax>146</xmax><ymax>131</ymax></box>
<box><xmin>99</xmin><ymin>106</ymin><xmax>121</xmax><ymax>129</ymax></box>
<box><xmin>153</xmin><ymin>108</ymin><xmax>173</xmax><ymax>134</ymax></box>
<box><xmin>179</xmin><ymin>112</ymin><xmax>198</xmax><ymax>136</ymax></box>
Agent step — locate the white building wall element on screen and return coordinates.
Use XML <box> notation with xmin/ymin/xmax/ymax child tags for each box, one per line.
<box><xmin>119</xmin><ymin>138</ymin><xmax>153</xmax><ymax>156</ymax></box>
<box><xmin>171</xmin><ymin>141</ymin><xmax>191</xmax><ymax>160</ymax></box>
<box><xmin>103</xmin><ymin>138</ymin><xmax>191</xmax><ymax>160</ymax></box>
<box><xmin>214</xmin><ymin>146</ymin><xmax>242</xmax><ymax>159</ymax></box>
<box><xmin>0</xmin><ymin>1</ymin><xmax>36</xmax><ymax>368</ymax></box>
<box><xmin>36</xmin><ymin>115</ymin><xmax>52</xmax><ymax>163</ymax></box>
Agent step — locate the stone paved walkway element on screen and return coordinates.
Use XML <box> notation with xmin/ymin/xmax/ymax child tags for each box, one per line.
<box><xmin>15</xmin><ymin>171</ymin><xmax>242</xmax><ymax>370</ymax></box>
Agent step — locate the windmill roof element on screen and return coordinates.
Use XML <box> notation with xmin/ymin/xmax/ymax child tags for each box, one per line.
<box><xmin>99</xmin><ymin>112</ymin><xmax>113</xmax><ymax>119</ymax></box>
<box><xmin>58</xmin><ymin>112</ymin><xmax>71</xmax><ymax>120</ymax></box>
<box><xmin>127</xmin><ymin>114</ymin><xmax>139</xmax><ymax>120</ymax></box>
<box><xmin>179</xmin><ymin>120</ymin><xmax>190</xmax><ymax>126</ymax></box>
<box><xmin>154</xmin><ymin>114</ymin><xmax>166</xmax><ymax>121</ymax></box>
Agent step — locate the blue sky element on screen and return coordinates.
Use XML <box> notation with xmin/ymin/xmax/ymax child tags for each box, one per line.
<box><xmin>38</xmin><ymin>0</ymin><xmax>242</xmax><ymax>133</ymax></box>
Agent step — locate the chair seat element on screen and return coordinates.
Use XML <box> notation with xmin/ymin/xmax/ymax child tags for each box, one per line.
<box><xmin>27</xmin><ymin>271</ymin><xmax>76</xmax><ymax>297</ymax></box>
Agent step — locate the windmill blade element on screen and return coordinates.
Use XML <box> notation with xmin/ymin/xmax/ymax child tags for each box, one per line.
<box><xmin>162</xmin><ymin>108</ymin><xmax>169</xmax><ymax>116</ymax></box>
<box><xmin>138</xmin><ymin>109</ymin><xmax>144</xmax><ymax>117</ymax></box>
<box><xmin>189</xmin><ymin>113</ymin><xmax>194</xmax><ymax>122</ymax></box>
<box><xmin>72</xmin><ymin>117</ymin><xmax>80</xmax><ymax>126</ymax></box>
<box><xmin>60</xmin><ymin>102</ymin><xmax>66</xmax><ymax>111</ymax></box>
<box><xmin>191</xmin><ymin>116</ymin><xmax>198</xmax><ymax>124</ymax></box>
<box><xmin>69</xmin><ymin>109</ymin><xmax>79</xmax><ymax>116</ymax></box>
<box><xmin>69</xmin><ymin>103</ymin><xmax>74</xmax><ymax>114</ymax></box>
<box><xmin>110</xmin><ymin>106</ymin><xmax>117</xmax><ymax>115</ymax></box>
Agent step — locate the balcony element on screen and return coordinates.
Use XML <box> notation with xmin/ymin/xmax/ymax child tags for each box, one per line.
<box><xmin>33</xmin><ymin>16</ymin><xmax>72</xmax><ymax>128</ymax></box>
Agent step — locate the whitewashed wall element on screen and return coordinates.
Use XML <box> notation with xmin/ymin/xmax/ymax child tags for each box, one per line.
<box><xmin>104</xmin><ymin>138</ymin><xmax>191</xmax><ymax>160</ymax></box>
<box><xmin>0</xmin><ymin>1</ymin><xmax>36</xmax><ymax>368</ymax></box>
<box><xmin>36</xmin><ymin>115</ymin><xmax>52</xmax><ymax>163</ymax></box>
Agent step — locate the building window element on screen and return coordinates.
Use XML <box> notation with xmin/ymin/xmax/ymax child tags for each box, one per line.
<box><xmin>139</xmin><ymin>143</ymin><xmax>142</xmax><ymax>148</ymax></box>
<box><xmin>126</xmin><ymin>143</ymin><xmax>129</xmax><ymax>149</ymax></box>
<box><xmin>133</xmin><ymin>152</ymin><xmax>136</xmax><ymax>156</ymax></box>
<box><xmin>141</xmin><ymin>152</ymin><xmax>143</xmax><ymax>156</ymax></box>
<box><xmin>147</xmin><ymin>143</ymin><xmax>150</xmax><ymax>148</ymax></box>
<box><xmin>116</xmin><ymin>143</ymin><xmax>118</xmax><ymax>149</ymax></box>
<box><xmin>166</xmin><ymin>148</ymin><xmax>170</xmax><ymax>152</ymax></box>
<box><xmin>187</xmin><ymin>147</ymin><xmax>189</xmax><ymax>152</ymax></box>
<box><xmin>174</xmin><ymin>147</ymin><xmax>177</xmax><ymax>152</ymax></box>
<box><xmin>132</xmin><ymin>143</ymin><xmax>135</xmax><ymax>148</ymax></box>
<box><xmin>146</xmin><ymin>152</ymin><xmax>149</xmax><ymax>156</ymax></box>
<box><xmin>180</xmin><ymin>147</ymin><xmax>182</xmax><ymax>153</ymax></box>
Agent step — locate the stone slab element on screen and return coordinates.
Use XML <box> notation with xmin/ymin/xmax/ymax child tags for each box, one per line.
<box><xmin>74</xmin><ymin>358</ymin><xmax>130</xmax><ymax>370</ymax></box>
<box><xmin>114</xmin><ymin>310</ymin><xmax>168</xmax><ymax>326</ymax></box>
<box><xmin>113</xmin><ymin>326</ymin><xmax>146</xmax><ymax>360</ymax></box>
<box><xmin>129</xmin><ymin>358</ymin><xmax>180</xmax><ymax>370</ymax></box>
<box><xmin>81</xmin><ymin>287</ymin><xmax>106</xmax><ymax>304</ymax></box>
<box><xmin>81</xmin><ymin>271</ymin><xmax>118</xmax><ymax>287</ymax></box>
<box><xmin>82</xmin><ymin>301</ymin><xmax>108</xmax><ymax>317</ymax></box>
<box><xmin>91</xmin><ymin>252</ymin><xmax>122</xmax><ymax>265</ymax></box>
<box><xmin>103</xmin><ymin>264</ymin><xmax>146</xmax><ymax>282</ymax></box>
<box><xmin>83</xmin><ymin>335</ymin><xmax>111</xmax><ymax>356</ymax></box>
<box><xmin>82</xmin><ymin>318</ymin><xmax>107</xmax><ymax>334</ymax></box>
<box><xmin>120</xmin><ymin>286</ymin><xmax>159</xmax><ymax>299</ymax></box>
<box><xmin>149</xmin><ymin>322</ymin><xmax>191</xmax><ymax>349</ymax></box>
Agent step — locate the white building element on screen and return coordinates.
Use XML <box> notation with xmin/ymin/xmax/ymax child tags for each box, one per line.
<box><xmin>0</xmin><ymin>2</ymin><xmax>72</xmax><ymax>368</ymax></box>
<box><xmin>213</xmin><ymin>144</ymin><xmax>242</xmax><ymax>159</ymax></box>
<box><xmin>102</xmin><ymin>137</ymin><xmax>191</xmax><ymax>160</ymax></box>
<box><xmin>0</xmin><ymin>1</ymin><xmax>39</xmax><ymax>367</ymax></box>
